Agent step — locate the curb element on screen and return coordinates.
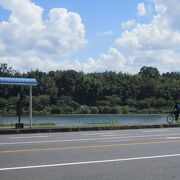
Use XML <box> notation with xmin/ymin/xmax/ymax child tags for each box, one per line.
<box><xmin>0</xmin><ymin>124</ymin><xmax>180</xmax><ymax>135</ymax></box>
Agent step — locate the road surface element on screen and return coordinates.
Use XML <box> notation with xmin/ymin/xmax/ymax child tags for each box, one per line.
<box><xmin>1</xmin><ymin>128</ymin><xmax>180</xmax><ymax>180</ymax></box>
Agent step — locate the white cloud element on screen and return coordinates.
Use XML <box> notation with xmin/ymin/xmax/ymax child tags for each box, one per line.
<box><xmin>0</xmin><ymin>54</ymin><xmax>80</xmax><ymax>72</ymax></box>
<box><xmin>0</xmin><ymin>0</ymin><xmax>87</xmax><ymax>70</ymax></box>
<box><xmin>116</xmin><ymin>23</ymin><xmax>180</xmax><ymax>51</ymax></box>
<box><xmin>0</xmin><ymin>40</ymin><xmax>5</xmax><ymax>52</ymax></box>
<box><xmin>44</xmin><ymin>8</ymin><xmax>87</xmax><ymax>56</ymax></box>
<box><xmin>137</xmin><ymin>2</ymin><xmax>146</xmax><ymax>16</ymax></box>
<box><xmin>0</xmin><ymin>0</ymin><xmax>180</xmax><ymax>74</ymax></box>
<box><xmin>121</xmin><ymin>19</ymin><xmax>136</xmax><ymax>30</ymax></box>
<box><xmin>114</xmin><ymin>0</ymin><xmax>180</xmax><ymax>73</ymax></box>
<box><xmin>78</xmin><ymin>47</ymin><xmax>135</xmax><ymax>73</ymax></box>
<box><xmin>0</xmin><ymin>0</ymin><xmax>43</xmax><ymax>30</ymax></box>
<box><xmin>154</xmin><ymin>0</ymin><xmax>180</xmax><ymax>31</ymax></box>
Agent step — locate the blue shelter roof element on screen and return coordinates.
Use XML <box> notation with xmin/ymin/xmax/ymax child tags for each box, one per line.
<box><xmin>0</xmin><ymin>77</ymin><xmax>37</xmax><ymax>86</ymax></box>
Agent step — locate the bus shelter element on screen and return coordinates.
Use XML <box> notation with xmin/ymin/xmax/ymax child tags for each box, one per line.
<box><xmin>0</xmin><ymin>77</ymin><xmax>37</xmax><ymax>128</ymax></box>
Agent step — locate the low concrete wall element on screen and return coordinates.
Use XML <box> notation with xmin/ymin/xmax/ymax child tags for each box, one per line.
<box><xmin>0</xmin><ymin>124</ymin><xmax>180</xmax><ymax>134</ymax></box>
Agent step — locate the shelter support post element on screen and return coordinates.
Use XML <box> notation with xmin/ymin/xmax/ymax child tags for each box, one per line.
<box><xmin>29</xmin><ymin>86</ymin><xmax>32</xmax><ymax>128</ymax></box>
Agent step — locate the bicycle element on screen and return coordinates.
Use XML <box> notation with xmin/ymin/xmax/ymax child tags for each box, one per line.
<box><xmin>167</xmin><ymin>111</ymin><xmax>180</xmax><ymax>124</ymax></box>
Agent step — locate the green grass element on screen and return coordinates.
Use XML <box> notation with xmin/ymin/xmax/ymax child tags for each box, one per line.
<box><xmin>85</xmin><ymin>119</ymin><xmax>120</xmax><ymax>126</ymax></box>
<box><xmin>0</xmin><ymin>123</ymin><xmax>15</xmax><ymax>127</ymax></box>
<box><xmin>0</xmin><ymin>122</ymin><xmax>56</xmax><ymax>127</ymax></box>
<box><xmin>32</xmin><ymin>122</ymin><xmax>56</xmax><ymax>126</ymax></box>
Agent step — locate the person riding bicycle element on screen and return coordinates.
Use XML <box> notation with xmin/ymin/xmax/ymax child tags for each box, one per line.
<box><xmin>172</xmin><ymin>102</ymin><xmax>180</xmax><ymax>121</ymax></box>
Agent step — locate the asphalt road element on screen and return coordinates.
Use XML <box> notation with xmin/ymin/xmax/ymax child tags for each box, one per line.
<box><xmin>1</xmin><ymin>128</ymin><xmax>180</xmax><ymax>180</ymax></box>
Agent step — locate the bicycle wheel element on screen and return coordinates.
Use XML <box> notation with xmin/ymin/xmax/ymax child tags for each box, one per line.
<box><xmin>167</xmin><ymin>114</ymin><xmax>174</xmax><ymax>124</ymax></box>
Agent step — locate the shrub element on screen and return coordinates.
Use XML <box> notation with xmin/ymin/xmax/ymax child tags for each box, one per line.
<box><xmin>50</xmin><ymin>106</ymin><xmax>63</xmax><ymax>114</ymax></box>
<box><xmin>96</xmin><ymin>100</ymin><xmax>111</xmax><ymax>106</ymax></box>
<box><xmin>90</xmin><ymin>106</ymin><xmax>99</xmax><ymax>114</ymax></box>
<box><xmin>98</xmin><ymin>106</ymin><xmax>111</xmax><ymax>114</ymax></box>
<box><xmin>78</xmin><ymin>105</ymin><xmax>90</xmax><ymax>114</ymax></box>
<box><xmin>121</xmin><ymin>106</ymin><xmax>129</xmax><ymax>114</ymax></box>
<box><xmin>110</xmin><ymin>106</ymin><xmax>121</xmax><ymax>114</ymax></box>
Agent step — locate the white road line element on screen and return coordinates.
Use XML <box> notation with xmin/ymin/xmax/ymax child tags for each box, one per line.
<box><xmin>1</xmin><ymin>153</ymin><xmax>180</xmax><ymax>171</ymax></box>
<box><xmin>83</xmin><ymin>132</ymin><xmax>116</xmax><ymax>136</ymax></box>
<box><xmin>9</xmin><ymin>136</ymin><xmax>49</xmax><ymax>139</ymax></box>
<box><xmin>101</xmin><ymin>134</ymin><xmax>130</xmax><ymax>137</ymax></box>
<box><xmin>143</xmin><ymin>130</ymin><xmax>169</xmax><ymax>133</ymax></box>
<box><xmin>99</xmin><ymin>137</ymin><xmax>168</xmax><ymax>143</ymax></box>
<box><xmin>166</xmin><ymin>137</ymin><xmax>180</xmax><ymax>139</ymax></box>
<box><xmin>1</xmin><ymin>133</ymin><xmax>180</xmax><ymax>145</ymax></box>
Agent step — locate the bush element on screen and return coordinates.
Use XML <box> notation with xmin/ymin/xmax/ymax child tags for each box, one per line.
<box><xmin>121</xmin><ymin>106</ymin><xmax>129</xmax><ymax>114</ymax></box>
<box><xmin>155</xmin><ymin>98</ymin><xmax>166</xmax><ymax>107</ymax></box>
<box><xmin>96</xmin><ymin>101</ymin><xmax>111</xmax><ymax>106</ymax></box>
<box><xmin>50</xmin><ymin>106</ymin><xmax>63</xmax><ymax>114</ymax></box>
<box><xmin>78</xmin><ymin>105</ymin><xmax>90</xmax><ymax>114</ymax></box>
<box><xmin>33</xmin><ymin>104</ymin><xmax>44</xmax><ymax>111</ymax></box>
<box><xmin>98</xmin><ymin>106</ymin><xmax>111</xmax><ymax>114</ymax></box>
<box><xmin>90</xmin><ymin>106</ymin><xmax>99</xmax><ymax>114</ymax></box>
<box><xmin>127</xmin><ymin>99</ymin><xmax>137</xmax><ymax>107</ymax></box>
<box><xmin>110</xmin><ymin>106</ymin><xmax>121</xmax><ymax>114</ymax></box>
<box><xmin>105</xmin><ymin>95</ymin><xmax>121</xmax><ymax>106</ymax></box>
<box><xmin>138</xmin><ymin>99</ymin><xmax>151</xmax><ymax>109</ymax></box>
<box><xmin>63</xmin><ymin>106</ymin><xmax>74</xmax><ymax>113</ymax></box>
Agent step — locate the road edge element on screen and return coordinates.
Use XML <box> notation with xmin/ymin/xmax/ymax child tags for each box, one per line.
<box><xmin>0</xmin><ymin>124</ymin><xmax>180</xmax><ymax>134</ymax></box>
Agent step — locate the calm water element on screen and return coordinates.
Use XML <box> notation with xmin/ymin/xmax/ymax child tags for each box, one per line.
<box><xmin>0</xmin><ymin>114</ymin><xmax>168</xmax><ymax>126</ymax></box>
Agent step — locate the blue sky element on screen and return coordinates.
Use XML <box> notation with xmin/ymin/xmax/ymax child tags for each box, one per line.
<box><xmin>31</xmin><ymin>0</ymin><xmax>141</xmax><ymax>59</ymax></box>
<box><xmin>0</xmin><ymin>0</ymin><xmax>180</xmax><ymax>73</ymax></box>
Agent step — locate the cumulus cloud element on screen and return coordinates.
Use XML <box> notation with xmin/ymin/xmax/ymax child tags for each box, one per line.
<box><xmin>0</xmin><ymin>0</ymin><xmax>180</xmax><ymax>73</ymax></box>
<box><xmin>155</xmin><ymin>0</ymin><xmax>180</xmax><ymax>31</ymax></box>
<box><xmin>115</xmin><ymin>0</ymin><xmax>180</xmax><ymax>72</ymax></box>
<box><xmin>78</xmin><ymin>47</ymin><xmax>135</xmax><ymax>73</ymax></box>
<box><xmin>0</xmin><ymin>0</ymin><xmax>87</xmax><ymax>70</ymax></box>
<box><xmin>116</xmin><ymin>23</ymin><xmax>180</xmax><ymax>51</ymax></box>
<box><xmin>137</xmin><ymin>2</ymin><xmax>146</xmax><ymax>16</ymax></box>
<box><xmin>0</xmin><ymin>54</ymin><xmax>81</xmax><ymax>72</ymax></box>
<box><xmin>121</xmin><ymin>19</ymin><xmax>136</xmax><ymax>30</ymax></box>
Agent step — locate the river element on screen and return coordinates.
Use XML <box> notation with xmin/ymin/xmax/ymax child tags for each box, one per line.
<box><xmin>0</xmin><ymin>114</ymin><xmax>168</xmax><ymax>126</ymax></box>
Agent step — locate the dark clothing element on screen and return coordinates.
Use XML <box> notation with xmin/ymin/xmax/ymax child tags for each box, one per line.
<box><xmin>174</xmin><ymin>110</ymin><xmax>180</xmax><ymax>120</ymax></box>
<box><xmin>173</xmin><ymin>103</ymin><xmax>180</xmax><ymax>120</ymax></box>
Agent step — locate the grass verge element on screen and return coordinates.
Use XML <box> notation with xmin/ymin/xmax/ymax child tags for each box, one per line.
<box><xmin>0</xmin><ymin>122</ymin><xmax>56</xmax><ymax>127</ymax></box>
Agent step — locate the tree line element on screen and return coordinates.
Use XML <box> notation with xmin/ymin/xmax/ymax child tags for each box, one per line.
<box><xmin>0</xmin><ymin>63</ymin><xmax>180</xmax><ymax>114</ymax></box>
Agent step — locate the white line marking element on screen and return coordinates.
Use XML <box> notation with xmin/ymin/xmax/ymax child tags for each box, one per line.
<box><xmin>1</xmin><ymin>153</ymin><xmax>180</xmax><ymax>171</ymax></box>
<box><xmin>1</xmin><ymin>133</ymin><xmax>180</xmax><ymax>145</ymax></box>
<box><xmin>9</xmin><ymin>136</ymin><xmax>49</xmax><ymax>139</ymax></box>
<box><xmin>99</xmin><ymin>137</ymin><xmax>167</xmax><ymax>143</ymax></box>
<box><xmin>101</xmin><ymin>134</ymin><xmax>129</xmax><ymax>137</ymax></box>
<box><xmin>166</xmin><ymin>137</ymin><xmax>180</xmax><ymax>139</ymax></box>
<box><xmin>143</xmin><ymin>130</ymin><xmax>169</xmax><ymax>133</ymax></box>
<box><xmin>83</xmin><ymin>132</ymin><xmax>116</xmax><ymax>136</ymax></box>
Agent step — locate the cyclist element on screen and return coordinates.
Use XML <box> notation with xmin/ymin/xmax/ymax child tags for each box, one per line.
<box><xmin>172</xmin><ymin>102</ymin><xmax>180</xmax><ymax>121</ymax></box>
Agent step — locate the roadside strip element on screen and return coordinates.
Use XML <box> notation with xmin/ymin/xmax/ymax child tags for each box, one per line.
<box><xmin>1</xmin><ymin>153</ymin><xmax>180</xmax><ymax>171</ymax></box>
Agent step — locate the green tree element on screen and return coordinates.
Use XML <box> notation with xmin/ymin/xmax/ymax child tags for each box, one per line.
<box><xmin>139</xmin><ymin>66</ymin><xmax>160</xmax><ymax>80</ymax></box>
<box><xmin>0</xmin><ymin>63</ymin><xmax>16</xmax><ymax>76</ymax></box>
